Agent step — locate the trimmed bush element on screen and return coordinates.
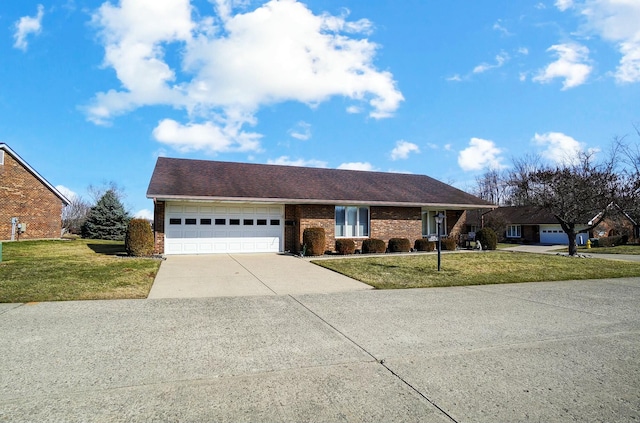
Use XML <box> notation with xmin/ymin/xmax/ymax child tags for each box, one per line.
<box><xmin>475</xmin><ymin>227</ymin><xmax>497</xmax><ymax>250</ymax></box>
<box><xmin>441</xmin><ymin>236</ymin><xmax>458</xmax><ymax>251</ymax></box>
<box><xmin>598</xmin><ymin>235</ymin><xmax>628</xmax><ymax>248</ymax></box>
<box><xmin>302</xmin><ymin>227</ymin><xmax>326</xmax><ymax>256</ymax></box>
<box><xmin>414</xmin><ymin>239</ymin><xmax>435</xmax><ymax>252</ymax></box>
<box><xmin>388</xmin><ymin>238</ymin><xmax>411</xmax><ymax>253</ymax></box>
<box><xmin>125</xmin><ymin>218</ymin><xmax>154</xmax><ymax>256</ymax></box>
<box><xmin>335</xmin><ymin>239</ymin><xmax>356</xmax><ymax>255</ymax></box>
<box><xmin>362</xmin><ymin>238</ymin><xmax>386</xmax><ymax>254</ymax></box>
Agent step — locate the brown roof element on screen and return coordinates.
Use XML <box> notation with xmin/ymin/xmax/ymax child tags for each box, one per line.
<box><xmin>488</xmin><ymin>206</ymin><xmax>560</xmax><ymax>225</ymax></box>
<box><xmin>146</xmin><ymin>157</ymin><xmax>493</xmax><ymax>208</ymax></box>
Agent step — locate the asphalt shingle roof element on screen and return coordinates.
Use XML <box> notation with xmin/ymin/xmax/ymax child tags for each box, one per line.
<box><xmin>147</xmin><ymin>157</ymin><xmax>493</xmax><ymax>208</ymax></box>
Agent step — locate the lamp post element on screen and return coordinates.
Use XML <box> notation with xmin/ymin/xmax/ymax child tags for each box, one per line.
<box><xmin>435</xmin><ymin>212</ymin><xmax>444</xmax><ymax>271</ymax></box>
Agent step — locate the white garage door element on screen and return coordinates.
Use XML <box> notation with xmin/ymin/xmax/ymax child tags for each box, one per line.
<box><xmin>165</xmin><ymin>202</ymin><xmax>284</xmax><ymax>254</ymax></box>
<box><xmin>540</xmin><ymin>225</ymin><xmax>568</xmax><ymax>244</ymax></box>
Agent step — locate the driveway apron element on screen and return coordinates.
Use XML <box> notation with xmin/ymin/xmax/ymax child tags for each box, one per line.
<box><xmin>148</xmin><ymin>253</ymin><xmax>372</xmax><ymax>298</ymax></box>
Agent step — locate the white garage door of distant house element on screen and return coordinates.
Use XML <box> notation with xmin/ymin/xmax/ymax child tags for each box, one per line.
<box><xmin>539</xmin><ymin>225</ymin><xmax>569</xmax><ymax>244</ymax></box>
<box><xmin>164</xmin><ymin>202</ymin><xmax>284</xmax><ymax>254</ymax></box>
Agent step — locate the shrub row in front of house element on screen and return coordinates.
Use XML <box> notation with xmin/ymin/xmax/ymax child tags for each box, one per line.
<box><xmin>302</xmin><ymin>227</ymin><xmax>497</xmax><ymax>256</ymax></box>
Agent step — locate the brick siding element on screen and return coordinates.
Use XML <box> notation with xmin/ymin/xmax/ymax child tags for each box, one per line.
<box><xmin>0</xmin><ymin>152</ymin><xmax>65</xmax><ymax>240</ymax></box>
<box><xmin>286</xmin><ymin>205</ymin><xmax>424</xmax><ymax>253</ymax></box>
<box><xmin>153</xmin><ymin>200</ymin><xmax>165</xmax><ymax>254</ymax></box>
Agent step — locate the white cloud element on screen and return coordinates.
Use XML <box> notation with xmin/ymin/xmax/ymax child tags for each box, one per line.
<box><xmin>337</xmin><ymin>162</ymin><xmax>375</xmax><ymax>171</ymax></box>
<box><xmin>555</xmin><ymin>0</ymin><xmax>574</xmax><ymax>11</ymax></box>
<box><xmin>533</xmin><ymin>43</ymin><xmax>592</xmax><ymax>89</ymax></box>
<box><xmin>473</xmin><ymin>51</ymin><xmax>509</xmax><ymax>74</ymax></box>
<box><xmin>493</xmin><ymin>20</ymin><xmax>511</xmax><ymax>36</ymax></box>
<box><xmin>390</xmin><ymin>140</ymin><xmax>420</xmax><ymax>160</ymax></box>
<box><xmin>87</xmin><ymin>0</ymin><xmax>403</xmax><ymax>153</ymax></box>
<box><xmin>152</xmin><ymin>118</ymin><xmax>261</xmax><ymax>154</ymax></box>
<box><xmin>457</xmin><ymin>138</ymin><xmax>506</xmax><ymax>171</ymax></box>
<box><xmin>518</xmin><ymin>47</ymin><xmax>529</xmax><ymax>56</ymax></box>
<box><xmin>558</xmin><ymin>0</ymin><xmax>640</xmax><ymax>83</ymax></box>
<box><xmin>446</xmin><ymin>74</ymin><xmax>463</xmax><ymax>82</ymax></box>
<box><xmin>135</xmin><ymin>209</ymin><xmax>154</xmax><ymax>220</ymax></box>
<box><xmin>56</xmin><ymin>185</ymin><xmax>78</xmax><ymax>201</ymax></box>
<box><xmin>346</xmin><ymin>105</ymin><xmax>362</xmax><ymax>114</ymax></box>
<box><xmin>13</xmin><ymin>4</ymin><xmax>44</xmax><ymax>51</ymax></box>
<box><xmin>267</xmin><ymin>156</ymin><xmax>328</xmax><ymax>168</ymax></box>
<box><xmin>532</xmin><ymin>131</ymin><xmax>585</xmax><ymax>165</ymax></box>
<box><xmin>288</xmin><ymin>121</ymin><xmax>311</xmax><ymax>141</ymax></box>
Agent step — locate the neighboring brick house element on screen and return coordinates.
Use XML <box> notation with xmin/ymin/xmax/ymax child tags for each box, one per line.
<box><xmin>469</xmin><ymin>206</ymin><xmax>591</xmax><ymax>245</ymax></box>
<box><xmin>0</xmin><ymin>144</ymin><xmax>70</xmax><ymax>241</ymax></box>
<box><xmin>146</xmin><ymin>157</ymin><xmax>493</xmax><ymax>255</ymax></box>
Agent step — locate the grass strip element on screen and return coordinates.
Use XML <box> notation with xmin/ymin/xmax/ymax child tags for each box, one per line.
<box><xmin>313</xmin><ymin>251</ymin><xmax>640</xmax><ymax>289</ymax></box>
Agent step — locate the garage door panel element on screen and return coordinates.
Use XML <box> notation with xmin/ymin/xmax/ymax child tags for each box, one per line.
<box><xmin>165</xmin><ymin>202</ymin><xmax>283</xmax><ymax>254</ymax></box>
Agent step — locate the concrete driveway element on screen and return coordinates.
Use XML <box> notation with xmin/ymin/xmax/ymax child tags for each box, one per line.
<box><xmin>1</xmin><ymin>277</ymin><xmax>639</xmax><ymax>422</ymax></box>
<box><xmin>148</xmin><ymin>253</ymin><xmax>372</xmax><ymax>298</ymax></box>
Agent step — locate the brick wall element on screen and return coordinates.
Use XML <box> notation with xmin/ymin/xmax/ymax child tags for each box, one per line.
<box><xmin>370</xmin><ymin>206</ymin><xmax>422</xmax><ymax>246</ymax></box>
<box><xmin>0</xmin><ymin>151</ymin><xmax>64</xmax><ymax>240</ymax></box>
<box><xmin>153</xmin><ymin>200</ymin><xmax>165</xmax><ymax>254</ymax></box>
<box><xmin>290</xmin><ymin>205</ymin><xmax>423</xmax><ymax>253</ymax></box>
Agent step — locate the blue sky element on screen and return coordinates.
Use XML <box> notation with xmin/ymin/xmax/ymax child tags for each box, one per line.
<box><xmin>2</xmin><ymin>0</ymin><xmax>639</xmax><ymax>218</ymax></box>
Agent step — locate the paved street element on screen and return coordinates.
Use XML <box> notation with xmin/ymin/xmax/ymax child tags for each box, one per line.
<box><xmin>1</xmin><ymin>277</ymin><xmax>639</xmax><ymax>422</ymax></box>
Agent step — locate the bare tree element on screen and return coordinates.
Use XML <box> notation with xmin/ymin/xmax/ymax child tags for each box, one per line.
<box><xmin>62</xmin><ymin>196</ymin><xmax>91</xmax><ymax>234</ymax></box>
<box><xmin>474</xmin><ymin>168</ymin><xmax>507</xmax><ymax>205</ymax></box>
<box><xmin>510</xmin><ymin>151</ymin><xmax>619</xmax><ymax>255</ymax></box>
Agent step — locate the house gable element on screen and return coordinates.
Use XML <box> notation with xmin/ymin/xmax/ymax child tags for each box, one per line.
<box><xmin>0</xmin><ymin>144</ymin><xmax>70</xmax><ymax>240</ymax></box>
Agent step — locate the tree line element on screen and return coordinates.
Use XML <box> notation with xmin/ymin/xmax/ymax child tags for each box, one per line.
<box><xmin>470</xmin><ymin>128</ymin><xmax>640</xmax><ymax>256</ymax></box>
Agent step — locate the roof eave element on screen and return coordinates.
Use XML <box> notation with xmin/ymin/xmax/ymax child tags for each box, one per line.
<box><xmin>147</xmin><ymin>194</ymin><xmax>494</xmax><ymax>209</ymax></box>
<box><xmin>0</xmin><ymin>143</ymin><xmax>70</xmax><ymax>206</ymax></box>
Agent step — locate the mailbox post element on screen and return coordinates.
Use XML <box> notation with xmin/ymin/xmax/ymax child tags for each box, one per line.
<box><xmin>435</xmin><ymin>212</ymin><xmax>445</xmax><ymax>271</ymax></box>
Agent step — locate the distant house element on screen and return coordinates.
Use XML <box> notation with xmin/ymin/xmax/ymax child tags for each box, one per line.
<box><xmin>146</xmin><ymin>157</ymin><xmax>493</xmax><ymax>255</ymax></box>
<box><xmin>0</xmin><ymin>144</ymin><xmax>70</xmax><ymax>241</ymax></box>
<box><xmin>474</xmin><ymin>206</ymin><xmax>591</xmax><ymax>245</ymax></box>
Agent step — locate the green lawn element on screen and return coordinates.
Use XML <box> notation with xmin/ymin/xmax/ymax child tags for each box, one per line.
<box><xmin>313</xmin><ymin>251</ymin><xmax>640</xmax><ymax>289</ymax></box>
<box><xmin>0</xmin><ymin>239</ymin><xmax>161</xmax><ymax>303</ymax></box>
<box><xmin>577</xmin><ymin>245</ymin><xmax>640</xmax><ymax>255</ymax></box>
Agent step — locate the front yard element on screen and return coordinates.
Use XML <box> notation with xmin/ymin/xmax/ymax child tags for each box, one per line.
<box><xmin>0</xmin><ymin>239</ymin><xmax>161</xmax><ymax>303</ymax></box>
<box><xmin>313</xmin><ymin>251</ymin><xmax>640</xmax><ymax>289</ymax></box>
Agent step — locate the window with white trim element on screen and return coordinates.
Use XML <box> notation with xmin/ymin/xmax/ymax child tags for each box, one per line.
<box><xmin>0</xmin><ymin>150</ymin><xmax>4</xmax><ymax>165</ymax></box>
<box><xmin>506</xmin><ymin>225</ymin><xmax>521</xmax><ymax>238</ymax></box>
<box><xmin>335</xmin><ymin>206</ymin><xmax>369</xmax><ymax>237</ymax></box>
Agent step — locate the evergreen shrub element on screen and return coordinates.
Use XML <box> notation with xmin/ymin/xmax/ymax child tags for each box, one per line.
<box><xmin>388</xmin><ymin>238</ymin><xmax>411</xmax><ymax>253</ymax></box>
<box><xmin>335</xmin><ymin>239</ymin><xmax>356</xmax><ymax>255</ymax></box>
<box><xmin>125</xmin><ymin>219</ymin><xmax>154</xmax><ymax>256</ymax></box>
<box><xmin>302</xmin><ymin>227</ymin><xmax>326</xmax><ymax>256</ymax></box>
<box><xmin>362</xmin><ymin>239</ymin><xmax>386</xmax><ymax>254</ymax></box>
<box><xmin>414</xmin><ymin>239</ymin><xmax>435</xmax><ymax>252</ymax></box>
<box><xmin>441</xmin><ymin>236</ymin><xmax>458</xmax><ymax>251</ymax></box>
<box><xmin>81</xmin><ymin>189</ymin><xmax>130</xmax><ymax>240</ymax></box>
<box><xmin>475</xmin><ymin>227</ymin><xmax>498</xmax><ymax>250</ymax></box>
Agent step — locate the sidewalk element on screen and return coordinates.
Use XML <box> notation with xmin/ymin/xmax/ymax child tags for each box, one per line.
<box><xmin>1</xmin><ymin>277</ymin><xmax>639</xmax><ymax>422</ymax></box>
<box><xmin>502</xmin><ymin>244</ymin><xmax>640</xmax><ymax>262</ymax></box>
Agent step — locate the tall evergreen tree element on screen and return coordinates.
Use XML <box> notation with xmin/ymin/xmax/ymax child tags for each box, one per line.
<box><xmin>81</xmin><ymin>189</ymin><xmax>130</xmax><ymax>240</ymax></box>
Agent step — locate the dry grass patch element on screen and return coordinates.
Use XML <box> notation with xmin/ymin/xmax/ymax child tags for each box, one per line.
<box><xmin>0</xmin><ymin>239</ymin><xmax>161</xmax><ymax>303</ymax></box>
<box><xmin>313</xmin><ymin>251</ymin><xmax>640</xmax><ymax>289</ymax></box>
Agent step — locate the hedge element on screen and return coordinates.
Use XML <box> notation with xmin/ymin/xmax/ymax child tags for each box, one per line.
<box><xmin>335</xmin><ymin>239</ymin><xmax>356</xmax><ymax>255</ymax></box>
<box><xmin>388</xmin><ymin>238</ymin><xmax>411</xmax><ymax>253</ymax></box>
<box><xmin>302</xmin><ymin>227</ymin><xmax>326</xmax><ymax>256</ymax></box>
<box><xmin>362</xmin><ymin>239</ymin><xmax>386</xmax><ymax>254</ymax></box>
<box><xmin>414</xmin><ymin>239</ymin><xmax>435</xmax><ymax>252</ymax></box>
